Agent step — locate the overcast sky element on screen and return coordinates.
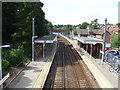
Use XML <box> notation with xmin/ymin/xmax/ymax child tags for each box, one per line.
<box><xmin>41</xmin><ymin>0</ymin><xmax>119</xmax><ymax>25</ymax></box>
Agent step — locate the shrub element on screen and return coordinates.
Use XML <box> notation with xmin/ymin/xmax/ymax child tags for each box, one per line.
<box><xmin>2</xmin><ymin>45</ymin><xmax>30</xmax><ymax>66</ymax></box>
<box><xmin>2</xmin><ymin>59</ymin><xmax>10</xmax><ymax>76</ymax></box>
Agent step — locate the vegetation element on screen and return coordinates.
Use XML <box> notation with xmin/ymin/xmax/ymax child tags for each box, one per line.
<box><xmin>2</xmin><ymin>2</ymin><xmax>52</xmax><ymax>75</ymax></box>
<box><xmin>2</xmin><ymin>59</ymin><xmax>10</xmax><ymax>76</ymax></box>
<box><xmin>74</xmin><ymin>30</ymin><xmax>78</xmax><ymax>35</ymax></box>
<box><xmin>90</xmin><ymin>19</ymin><xmax>100</xmax><ymax>29</ymax></box>
<box><xmin>111</xmin><ymin>34</ymin><xmax>120</xmax><ymax>48</ymax></box>
<box><xmin>116</xmin><ymin>23</ymin><xmax>120</xmax><ymax>27</ymax></box>
<box><xmin>80</xmin><ymin>22</ymin><xmax>89</xmax><ymax>29</ymax></box>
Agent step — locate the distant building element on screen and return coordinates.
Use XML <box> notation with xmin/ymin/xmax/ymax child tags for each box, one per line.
<box><xmin>73</xmin><ymin>26</ymin><xmax>112</xmax><ymax>59</ymax></box>
<box><xmin>99</xmin><ymin>24</ymin><xmax>119</xmax><ymax>34</ymax></box>
<box><xmin>77</xmin><ymin>28</ymin><xmax>111</xmax><ymax>46</ymax></box>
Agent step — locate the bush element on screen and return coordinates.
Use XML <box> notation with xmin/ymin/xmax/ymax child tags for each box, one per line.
<box><xmin>2</xmin><ymin>45</ymin><xmax>30</xmax><ymax>66</ymax></box>
<box><xmin>111</xmin><ymin>34</ymin><xmax>120</xmax><ymax>48</ymax></box>
<box><xmin>2</xmin><ymin>59</ymin><xmax>10</xmax><ymax>76</ymax></box>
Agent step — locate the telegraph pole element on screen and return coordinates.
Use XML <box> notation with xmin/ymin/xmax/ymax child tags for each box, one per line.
<box><xmin>32</xmin><ymin>18</ymin><xmax>35</xmax><ymax>64</ymax></box>
<box><xmin>101</xmin><ymin>18</ymin><xmax>107</xmax><ymax>64</ymax></box>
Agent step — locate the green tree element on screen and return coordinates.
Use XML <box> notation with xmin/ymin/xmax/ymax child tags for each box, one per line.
<box><xmin>111</xmin><ymin>34</ymin><xmax>120</xmax><ymax>48</ymax></box>
<box><xmin>2</xmin><ymin>2</ymin><xmax>18</xmax><ymax>44</ymax></box>
<box><xmin>66</xmin><ymin>24</ymin><xmax>73</xmax><ymax>31</ymax></box>
<box><xmin>90</xmin><ymin>19</ymin><xmax>100</xmax><ymax>29</ymax></box>
<box><xmin>80</xmin><ymin>22</ymin><xmax>89</xmax><ymax>29</ymax></box>
<box><xmin>45</xmin><ymin>20</ymin><xmax>53</xmax><ymax>34</ymax></box>
<box><xmin>116</xmin><ymin>23</ymin><xmax>120</xmax><ymax>27</ymax></box>
<box><xmin>10</xmin><ymin>2</ymin><xmax>48</xmax><ymax>55</ymax></box>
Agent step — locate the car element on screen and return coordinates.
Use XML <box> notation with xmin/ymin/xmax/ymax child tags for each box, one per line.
<box><xmin>105</xmin><ymin>49</ymin><xmax>119</xmax><ymax>55</ymax></box>
<box><xmin>104</xmin><ymin>49</ymin><xmax>119</xmax><ymax>62</ymax></box>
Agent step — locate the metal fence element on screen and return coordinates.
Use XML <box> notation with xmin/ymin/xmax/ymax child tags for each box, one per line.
<box><xmin>105</xmin><ymin>53</ymin><xmax>120</xmax><ymax>68</ymax></box>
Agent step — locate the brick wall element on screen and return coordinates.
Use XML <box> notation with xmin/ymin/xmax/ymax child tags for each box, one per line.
<box><xmin>34</xmin><ymin>43</ymin><xmax>42</xmax><ymax>57</ymax></box>
<box><xmin>106</xmin><ymin>31</ymin><xmax>111</xmax><ymax>43</ymax></box>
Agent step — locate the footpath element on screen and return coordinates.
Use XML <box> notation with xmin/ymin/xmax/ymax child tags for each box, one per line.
<box><xmin>61</xmin><ymin>34</ymin><xmax>119</xmax><ymax>89</ymax></box>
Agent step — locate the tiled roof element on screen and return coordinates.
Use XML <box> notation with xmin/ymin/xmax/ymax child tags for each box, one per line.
<box><xmin>92</xmin><ymin>29</ymin><xmax>103</xmax><ymax>34</ymax></box>
<box><xmin>78</xmin><ymin>29</ymin><xmax>111</xmax><ymax>35</ymax></box>
<box><xmin>78</xmin><ymin>29</ymin><xmax>89</xmax><ymax>35</ymax></box>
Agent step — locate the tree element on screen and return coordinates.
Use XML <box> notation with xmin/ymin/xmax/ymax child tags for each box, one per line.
<box><xmin>2</xmin><ymin>2</ymin><xmax>18</xmax><ymax>43</ymax></box>
<box><xmin>90</xmin><ymin>19</ymin><xmax>100</xmax><ymax>29</ymax></box>
<box><xmin>45</xmin><ymin>20</ymin><xmax>53</xmax><ymax>34</ymax></box>
<box><xmin>2</xmin><ymin>2</ymin><xmax>49</xmax><ymax>56</ymax></box>
<box><xmin>116</xmin><ymin>23</ymin><xmax>120</xmax><ymax>27</ymax></box>
<box><xmin>80</xmin><ymin>22</ymin><xmax>89</xmax><ymax>29</ymax></box>
<box><xmin>111</xmin><ymin>34</ymin><xmax>120</xmax><ymax>48</ymax></box>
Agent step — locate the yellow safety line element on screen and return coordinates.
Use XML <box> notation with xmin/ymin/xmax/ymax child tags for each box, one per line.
<box><xmin>32</xmin><ymin>61</ymin><xmax>48</xmax><ymax>88</ymax></box>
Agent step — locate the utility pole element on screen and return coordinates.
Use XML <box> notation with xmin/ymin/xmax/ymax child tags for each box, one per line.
<box><xmin>101</xmin><ymin>18</ymin><xmax>107</xmax><ymax>64</ymax></box>
<box><xmin>32</xmin><ymin>18</ymin><xmax>35</xmax><ymax>64</ymax></box>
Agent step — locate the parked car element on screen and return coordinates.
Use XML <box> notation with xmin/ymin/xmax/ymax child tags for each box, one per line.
<box><xmin>104</xmin><ymin>49</ymin><xmax>119</xmax><ymax>62</ymax></box>
<box><xmin>105</xmin><ymin>49</ymin><xmax>119</xmax><ymax>55</ymax></box>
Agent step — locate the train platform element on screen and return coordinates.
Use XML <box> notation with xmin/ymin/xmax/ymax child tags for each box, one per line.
<box><xmin>7</xmin><ymin>36</ymin><xmax>57</xmax><ymax>88</ymax></box>
<box><xmin>60</xmin><ymin>34</ymin><xmax>119</xmax><ymax>89</ymax></box>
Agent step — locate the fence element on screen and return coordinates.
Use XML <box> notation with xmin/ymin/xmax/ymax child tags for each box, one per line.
<box><xmin>105</xmin><ymin>53</ymin><xmax>120</xmax><ymax>68</ymax></box>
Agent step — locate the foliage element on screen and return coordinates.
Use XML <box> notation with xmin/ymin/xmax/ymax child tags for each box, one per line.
<box><xmin>2</xmin><ymin>59</ymin><xmax>10</xmax><ymax>76</ymax></box>
<box><xmin>90</xmin><ymin>19</ymin><xmax>100</xmax><ymax>29</ymax></box>
<box><xmin>74</xmin><ymin>30</ymin><xmax>78</xmax><ymax>35</ymax></box>
<box><xmin>2</xmin><ymin>46</ymin><xmax>30</xmax><ymax>66</ymax></box>
<box><xmin>80</xmin><ymin>22</ymin><xmax>89</xmax><ymax>29</ymax></box>
<box><xmin>2</xmin><ymin>2</ymin><xmax>18</xmax><ymax>43</ymax></box>
<box><xmin>111</xmin><ymin>34</ymin><xmax>120</xmax><ymax>48</ymax></box>
<box><xmin>2</xmin><ymin>2</ymin><xmax>50</xmax><ymax>56</ymax></box>
<box><xmin>116</xmin><ymin>23</ymin><xmax>120</xmax><ymax>27</ymax></box>
<box><xmin>45</xmin><ymin>20</ymin><xmax>53</xmax><ymax>34</ymax></box>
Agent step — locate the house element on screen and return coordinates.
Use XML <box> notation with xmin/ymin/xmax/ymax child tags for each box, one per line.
<box><xmin>99</xmin><ymin>24</ymin><xmax>119</xmax><ymax>34</ymax></box>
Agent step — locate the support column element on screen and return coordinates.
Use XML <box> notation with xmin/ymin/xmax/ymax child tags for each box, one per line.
<box><xmin>43</xmin><ymin>43</ymin><xmax>45</xmax><ymax>58</ymax></box>
<box><xmin>86</xmin><ymin>44</ymin><xmax>88</xmax><ymax>53</ymax></box>
<box><xmin>90</xmin><ymin>44</ymin><xmax>93</xmax><ymax>58</ymax></box>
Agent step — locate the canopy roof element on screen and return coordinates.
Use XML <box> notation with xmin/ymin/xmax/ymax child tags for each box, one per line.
<box><xmin>35</xmin><ymin>34</ymin><xmax>57</xmax><ymax>43</ymax></box>
<box><xmin>73</xmin><ymin>36</ymin><xmax>103</xmax><ymax>45</ymax></box>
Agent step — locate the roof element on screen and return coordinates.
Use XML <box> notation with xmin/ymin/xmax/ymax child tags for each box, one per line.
<box><xmin>78</xmin><ymin>29</ymin><xmax>89</xmax><ymax>35</ymax></box>
<box><xmin>77</xmin><ymin>29</ymin><xmax>111</xmax><ymax>35</ymax></box>
<box><xmin>92</xmin><ymin>29</ymin><xmax>103</xmax><ymax>34</ymax></box>
<box><xmin>35</xmin><ymin>34</ymin><xmax>57</xmax><ymax>43</ymax></box>
<box><xmin>73</xmin><ymin>36</ymin><xmax>103</xmax><ymax>45</ymax></box>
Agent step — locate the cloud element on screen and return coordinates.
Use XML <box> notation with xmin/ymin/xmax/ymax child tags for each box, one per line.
<box><xmin>41</xmin><ymin>0</ymin><xmax>119</xmax><ymax>25</ymax></box>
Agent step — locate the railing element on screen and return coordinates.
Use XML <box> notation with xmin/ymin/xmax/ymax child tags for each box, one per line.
<box><xmin>105</xmin><ymin>53</ymin><xmax>120</xmax><ymax>69</ymax></box>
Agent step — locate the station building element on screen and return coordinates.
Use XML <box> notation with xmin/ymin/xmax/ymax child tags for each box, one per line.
<box><xmin>73</xmin><ymin>28</ymin><xmax>111</xmax><ymax>59</ymax></box>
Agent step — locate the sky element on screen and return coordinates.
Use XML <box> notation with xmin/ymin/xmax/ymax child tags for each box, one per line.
<box><xmin>41</xmin><ymin>0</ymin><xmax>119</xmax><ymax>25</ymax></box>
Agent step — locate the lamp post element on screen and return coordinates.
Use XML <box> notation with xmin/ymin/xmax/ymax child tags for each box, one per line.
<box><xmin>0</xmin><ymin>45</ymin><xmax>10</xmax><ymax>89</ymax></box>
<box><xmin>32</xmin><ymin>18</ymin><xmax>35</xmax><ymax>64</ymax></box>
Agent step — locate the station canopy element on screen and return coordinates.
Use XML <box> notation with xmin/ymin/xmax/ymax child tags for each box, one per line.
<box><xmin>35</xmin><ymin>34</ymin><xmax>57</xmax><ymax>43</ymax></box>
<box><xmin>73</xmin><ymin>36</ymin><xmax>103</xmax><ymax>45</ymax></box>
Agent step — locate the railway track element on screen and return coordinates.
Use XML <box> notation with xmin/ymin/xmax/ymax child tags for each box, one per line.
<box><xmin>43</xmin><ymin>36</ymin><xmax>100</xmax><ymax>89</ymax></box>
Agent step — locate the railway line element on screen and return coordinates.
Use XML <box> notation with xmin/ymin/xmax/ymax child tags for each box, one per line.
<box><xmin>43</xmin><ymin>36</ymin><xmax>100</xmax><ymax>89</ymax></box>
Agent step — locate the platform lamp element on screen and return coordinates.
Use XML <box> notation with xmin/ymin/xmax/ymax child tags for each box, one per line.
<box><xmin>0</xmin><ymin>45</ymin><xmax>10</xmax><ymax>89</ymax></box>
